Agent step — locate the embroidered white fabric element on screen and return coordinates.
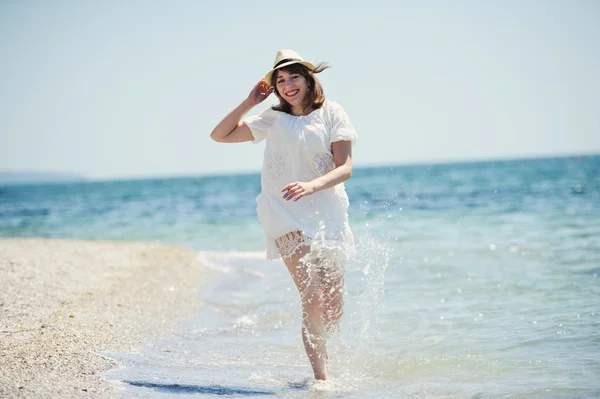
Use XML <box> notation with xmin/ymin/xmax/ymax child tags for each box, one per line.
<box><xmin>244</xmin><ymin>100</ymin><xmax>358</xmax><ymax>261</ymax></box>
<box><xmin>274</xmin><ymin>231</ymin><xmax>312</xmax><ymax>259</ymax></box>
<box><xmin>312</xmin><ymin>152</ymin><xmax>335</xmax><ymax>176</ymax></box>
<box><xmin>264</xmin><ymin>151</ymin><xmax>286</xmax><ymax>181</ymax></box>
<box><xmin>271</xmin><ymin>225</ymin><xmax>355</xmax><ymax>262</ymax></box>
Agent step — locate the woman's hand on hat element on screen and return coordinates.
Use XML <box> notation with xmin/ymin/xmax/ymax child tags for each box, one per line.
<box><xmin>248</xmin><ymin>80</ymin><xmax>274</xmax><ymax>105</ymax></box>
<box><xmin>282</xmin><ymin>181</ymin><xmax>316</xmax><ymax>202</ymax></box>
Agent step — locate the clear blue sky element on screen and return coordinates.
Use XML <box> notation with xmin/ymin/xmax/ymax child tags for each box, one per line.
<box><xmin>1</xmin><ymin>0</ymin><xmax>599</xmax><ymax>180</ymax></box>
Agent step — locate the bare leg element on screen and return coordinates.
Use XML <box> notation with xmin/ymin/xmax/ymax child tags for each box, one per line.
<box><xmin>321</xmin><ymin>263</ymin><xmax>345</xmax><ymax>336</ymax></box>
<box><xmin>279</xmin><ymin>237</ymin><xmax>329</xmax><ymax>380</ymax></box>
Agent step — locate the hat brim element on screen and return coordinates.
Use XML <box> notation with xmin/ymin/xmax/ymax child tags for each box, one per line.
<box><xmin>264</xmin><ymin>61</ymin><xmax>316</xmax><ymax>85</ymax></box>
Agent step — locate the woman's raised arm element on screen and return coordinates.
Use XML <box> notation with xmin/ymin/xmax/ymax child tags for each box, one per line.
<box><xmin>210</xmin><ymin>80</ymin><xmax>273</xmax><ymax>143</ymax></box>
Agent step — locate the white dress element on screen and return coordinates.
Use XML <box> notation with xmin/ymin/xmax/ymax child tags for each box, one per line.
<box><xmin>244</xmin><ymin>99</ymin><xmax>358</xmax><ymax>261</ymax></box>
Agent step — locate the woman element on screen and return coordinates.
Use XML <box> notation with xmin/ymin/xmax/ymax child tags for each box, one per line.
<box><xmin>210</xmin><ymin>49</ymin><xmax>357</xmax><ymax>381</ymax></box>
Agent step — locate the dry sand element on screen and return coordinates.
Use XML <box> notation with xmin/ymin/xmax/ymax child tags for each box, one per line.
<box><xmin>0</xmin><ymin>238</ymin><xmax>207</xmax><ymax>398</ymax></box>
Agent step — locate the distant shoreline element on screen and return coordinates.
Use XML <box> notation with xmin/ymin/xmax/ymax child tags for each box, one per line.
<box><xmin>0</xmin><ymin>171</ymin><xmax>86</xmax><ymax>186</ymax></box>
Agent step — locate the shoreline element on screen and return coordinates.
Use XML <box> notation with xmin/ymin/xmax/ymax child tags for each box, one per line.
<box><xmin>0</xmin><ymin>238</ymin><xmax>207</xmax><ymax>398</ymax></box>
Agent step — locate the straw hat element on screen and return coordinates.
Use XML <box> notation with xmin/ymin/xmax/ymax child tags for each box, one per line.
<box><xmin>264</xmin><ymin>49</ymin><xmax>315</xmax><ymax>84</ymax></box>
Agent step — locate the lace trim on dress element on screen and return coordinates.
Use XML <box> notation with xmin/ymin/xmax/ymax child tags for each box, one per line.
<box><xmin>275</xmin><ymin>231</ymin><xmax>312</xmax><ymax>260</ymax></box>
<box><xmin>272</xmin><ymin>225</ymin><xmax>355</xmax><ymax>262</ymax></box>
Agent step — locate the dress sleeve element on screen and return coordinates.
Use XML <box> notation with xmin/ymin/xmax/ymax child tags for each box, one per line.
<box><xmin>243</xmin><ymin>107</ymin><xmax>278</xmax><ymax>144</ymax></box>
<box><xmin>328</xmin><ymin>102</ymin><xmax>358</xmax><ymax>145</ymax></box>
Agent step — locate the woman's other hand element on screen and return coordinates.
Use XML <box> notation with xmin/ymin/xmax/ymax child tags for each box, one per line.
<box><xmin>282</xmin><ymin>181</ymin><xmax>316</xmax><ymax>202</ymax></box>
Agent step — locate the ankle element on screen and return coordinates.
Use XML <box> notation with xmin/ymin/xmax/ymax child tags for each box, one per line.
<box><xmin>314</xmin><ymin>371</ymin><xmax>327</xmax><ymax>380</ymax></box>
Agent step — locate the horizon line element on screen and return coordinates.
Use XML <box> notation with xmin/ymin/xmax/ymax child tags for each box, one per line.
<box><xmin>1</xmin><ymin>151</ymin><xmax>598</xmax><ymax>186</ymax></box>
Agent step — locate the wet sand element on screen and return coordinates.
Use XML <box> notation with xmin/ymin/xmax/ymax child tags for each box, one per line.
<box><xmin>0</xmin><ymin>238</ymin><xmax>207</xmax><ymax>398</ymax></box>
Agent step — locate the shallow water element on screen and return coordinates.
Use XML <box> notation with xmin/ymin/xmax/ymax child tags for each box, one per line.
<box><xmin>102</xmin><ymin>240</ymin><xmax>599</xmax><ymax>398</ymax></box>
<box><xmin>2</xmin><ymin>155</ymin><xmax>600</xmax><ymax>397</ymax></box>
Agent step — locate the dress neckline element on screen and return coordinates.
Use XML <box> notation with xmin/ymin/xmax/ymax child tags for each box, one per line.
<box><xmin>274</xmin><ymin>100</ymin><xmax>328</xmax><ymax>119</ymax></box>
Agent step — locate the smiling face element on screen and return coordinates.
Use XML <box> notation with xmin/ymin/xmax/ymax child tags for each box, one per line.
<box><xmin>274</xmin><ymin>68</ymin><xmax>310</xmax><ymax>114</ymax></box>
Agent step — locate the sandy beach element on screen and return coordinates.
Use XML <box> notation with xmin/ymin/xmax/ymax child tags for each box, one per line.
<box><xmin>0</xmin><ymin>238</ymin><xmax>207</xmax><ymax>398</ymax></box>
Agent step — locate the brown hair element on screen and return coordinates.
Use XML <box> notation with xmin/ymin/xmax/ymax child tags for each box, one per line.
<box><xmin>270</xmin><ymin>62</ymin><xmax>331</xmax><ymax>115</ymax></box>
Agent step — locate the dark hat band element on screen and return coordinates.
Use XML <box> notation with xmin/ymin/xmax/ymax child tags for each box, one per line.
<box><xmin>273</xmin><ymin>58</ymin><xmax>302</xmax><ymax>68</ymax></box>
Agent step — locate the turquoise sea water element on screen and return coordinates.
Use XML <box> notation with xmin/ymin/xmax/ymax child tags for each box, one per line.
<box><xmin>1</xmin><ymin>155</ymin><xmax>599</xmax><ymax>398</ymax></box>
